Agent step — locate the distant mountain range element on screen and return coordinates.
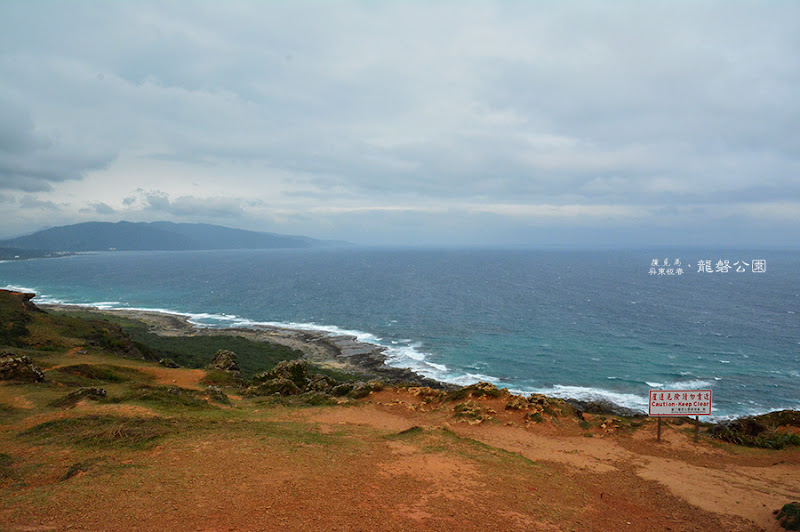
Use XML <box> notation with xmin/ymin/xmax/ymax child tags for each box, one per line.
<box><xmin>0</xmin><ymin>221</ymin><xmax>348</xmax><ymax>252</ymax></box>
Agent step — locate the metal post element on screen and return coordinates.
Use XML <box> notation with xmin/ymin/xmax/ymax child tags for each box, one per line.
<box><xmin>657</xmin><ymin>417</ymin><xmax>662</xmax><ymax>442</ymax></box>
<box><xmin>694</xmin><ymin>415</ymin><xmax>699</xmax><ymax>443</ymax></box>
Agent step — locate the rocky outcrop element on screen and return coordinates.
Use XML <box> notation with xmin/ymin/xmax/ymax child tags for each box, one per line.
<box><xmin>205</xmin><ymin>385</ymin><xmax>230</xmax><ymax>405</ymax></box>
<box><xmin>447</xmin><ymin>381</ymin><xmax>509</xmax><ymax>401</ymax></box>
<box><xmin>253</xmin><ymin>360</ymin><xmax>309</xmax><ymax>388</ymax></box>
<box><xmin>504</xmin><ymin>395</ymin><xmax>530</xmax><ymax>411</ymax></box>
<box><xmin>246</xmin><ymin>359</ymin><xmax>381</xmax><ymax>399</ymax></box>
<box><xmin>302</xmin><ymin>332</ymin><xmax>450</xmax><ymax>389</ymax></box>
<box><xmin>248</xmin><ymin>377</ymin><xmax>300</xmax><ymax>396</ymax></box>
<box><xmin>0</xmin><ymin>353</ymin><xmax>45</xmax><ymax>382</ymax></box>
<box><xmin>207</xmin><ymin>349</ymin><xmax>241</xmax><ymax>377</ymax></box>
<box><xmin>16</xmin><ymin>292</ymin><xmax>44</xmax><ymax>313</ymax></box>
<box><xmin>453</xmin><ymin>400</ymin><xmax>496</xmax><ymax>425</ymax></box>
<box><xmin>566</xmin><ymin>398</ymin><xmax>640</xmax><ymax>417</ymax></box>
<box><xmin>0</xmin><ymin>290</ymin><xmax>44</xmax><ymax>313</ymax></box>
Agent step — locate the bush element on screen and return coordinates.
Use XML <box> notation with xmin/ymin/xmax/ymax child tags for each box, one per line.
<box><xmin>711</xmin><ymin>412</ymin><xmax>800</xmax><ymax>449</ymax></box>
<box><xmin>776</xmin><ymin>502</ymin><xmax>800</xmax><ymax>531</ymax></box>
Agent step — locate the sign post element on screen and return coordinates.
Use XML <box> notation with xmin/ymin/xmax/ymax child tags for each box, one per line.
<box><xmin>648</xmin><ymin>389</ymin><xmax>712</xmax><ymax>443</ymax></box>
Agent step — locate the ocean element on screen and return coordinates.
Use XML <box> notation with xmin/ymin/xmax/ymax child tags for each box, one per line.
<box><xmin>2</xmin><ymin>247</ymin><xmax>798</xmax><ymax>419</ymax></box>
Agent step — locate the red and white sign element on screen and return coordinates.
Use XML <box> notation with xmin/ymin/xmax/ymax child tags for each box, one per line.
<box><xmin>648</xmin><ymin>389</ymin><xmax>712</xmax><ymax>416</ymax></box>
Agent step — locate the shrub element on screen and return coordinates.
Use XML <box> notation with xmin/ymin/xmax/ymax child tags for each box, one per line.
<box><xmin>776</xmin><ymin>502</ymin><xmax>800</xmax><ymax>531</ymax></box>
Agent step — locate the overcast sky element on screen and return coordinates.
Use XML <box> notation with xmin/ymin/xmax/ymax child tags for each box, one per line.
<box><xmin>1</xmin><ymin>1</ymin><xmax>798</xmax><ymax>247</ymax></box>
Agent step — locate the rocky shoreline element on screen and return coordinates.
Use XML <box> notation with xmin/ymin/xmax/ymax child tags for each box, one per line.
<box><xmin>39</xmin><ymin>303</ymin><xmax>449</xmax><ymax>389</ymax></box>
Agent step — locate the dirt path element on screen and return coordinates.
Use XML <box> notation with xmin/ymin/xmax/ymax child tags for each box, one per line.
<box><xmin>307</xmin><ymin>398</ymin><xmax>796</xmax><ymax>531</ymax></box>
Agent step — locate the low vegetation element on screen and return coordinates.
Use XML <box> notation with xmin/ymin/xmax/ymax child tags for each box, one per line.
<box><xmin>710</xmin><ymin>411</ymin><xmax>800</xmax><ymax>449</ymax></box>
<box><xmin>1</xmin><ymin>289</ymin><xmax>798</xmax><ymax>531</ymax></box>
<box><xmin>19</xmin><ymin>415</ymin><xmax>182</xmax><ymax>449</ymax></box>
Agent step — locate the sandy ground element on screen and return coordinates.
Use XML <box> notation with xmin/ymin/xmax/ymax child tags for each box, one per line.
<box><xmin>4</xmin><ymin>387</ymin><xmax>797</xmax><ymax>531</ymax></box>
<box><xmin>311</xmin><ymin>393</ymin><xmax>798</xmax><ymax>531</ymax></box>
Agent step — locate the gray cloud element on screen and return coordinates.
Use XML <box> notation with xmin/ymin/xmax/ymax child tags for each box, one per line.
<box><xmin>18</xmin><ymin>195</ymin><xmax>61</xmax><ymax>211</ymax></box>
<box><xmin>84</xmin><ymin>202</ymin><xmax>117</xmax><ymax>215</ymax></box>
<box><xmin>0</xmin><ymin>97</ymin><xmax>115</xmax><ymax>192</ymax></box>
<box><xmin>0</xmin><ymin>1</ymin><xmax>797</xmax><ymax>244</ymax></box>
<box><xmin>141</xmin><ymin>191</ymin><xmax>244</xmax><ymax>219</ymax></box>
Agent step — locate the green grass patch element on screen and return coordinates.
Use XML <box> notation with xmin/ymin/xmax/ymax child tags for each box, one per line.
<box><xmin>0</xmin><ymin>402</ymin><xmax>22</xmax><ymax>422</ymax></box>
<box><xmin>49</xmin><ymin>311</ymin><xmax>141</xmax><ymax>330</ymax></box>
<box><xmin>110</xmin><ymin>385</ymin><xmax>212</xmax><ymax>409</ymax></box>
<box><xmin>48</xmin><ymin>364</ymin><xmax>153</xmax><ymax>388</ymax></box>
<box><xmin>61</xmin><ymin>457</ymin><xmax>102</xmax><ymax>481</ymax></box>
<box><xmin>49</xmin><ymin>387</ymin><xmax>107</xmax><ymax>408</ymax></box>
<box><xmin>0</xmin><ymin>292</ymin><xmax>33</xmax><ymax>347</ymax></box>
<box><xmin>0</xmin><ymin>453</ymin><xmax>18</xmax><ymax>481</ymax></box>
<box><xmin>433</xmin><ymin>428</ymin><xmax>541</xmax><ymax>469</ymax></box>
<box><xmin>383</xmin><ymin>426</ymin><xmax>425</xmax><ymax>440</ymax></box>
<box><xmin>200</xmin><ymin>369</ymin><xmax>243</xmax><ymax>387</ymax></box>
<box><xmin>57</xmin><ymin>312</ymin><xmax>305</xmax><ymax>378</ymax></box>
<box><xmin>19</xmin><ymin>415</ymin><xmax>181</xmax><ymax>449</ymax></box>
<box><xmin>311</xmin><ymin>366</ymin><xmax>362</xmax><ymax>383</ymax></box>
<box><xmin>54</xmin><ymin>364</ymin><xmax>125</xmax><ymax>382</ymax></box>
<box><xmin>44</xmin><ymin>313</ymin><xmax>146</xmax><ymax>357</ymax></box>
<box><xmin>527</xmin><ymin>412</ymin><xmax>544</xmax><ymax>423</ymax></box>
<box><xmin>124</xmin><ymin>327</ymin><xmax>303</xmax><ymax>378</ymax></box>
<box><xmin>712</xmin><ymin>423</ymin><xmax>800</xmax><ymax>449</ymax></box>
<box><xmin>750</xmin><ymin>431</ymin><xmax>800</xmax><ymax>450</ymax></box>
<box><xmin>248</xmin><ymin>392</ymin><xmax>342</xmax><ymax>408</ymax></box>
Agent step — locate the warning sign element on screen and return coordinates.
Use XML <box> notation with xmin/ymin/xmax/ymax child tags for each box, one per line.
<box><xmin>648</xmin><ymin>389</ymin><xmax>712</xmax><ymax>416</ymax></box>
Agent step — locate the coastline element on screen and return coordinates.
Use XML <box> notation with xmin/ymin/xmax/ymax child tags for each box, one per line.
<box><xmin>34</xmin><ymin>301</ymin><xmax>799</xmax><ymax>419</ymax></box>
<box><xmin>39</xmin><ymin>303</ymin><xmax>449</xmax><ymax>389</ymax></box>
<box><xmin>4</xmin><ymin>245</ymin><xmax>799</xmax><ymax>421</ymax></box>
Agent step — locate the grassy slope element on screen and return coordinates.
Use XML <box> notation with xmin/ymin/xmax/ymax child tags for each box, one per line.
<box><xmin>1</xmin><ymin>290</ymin><xmax>798</xmax><ymax>531</ymax></box>
<box><xmin>46</xmin><ymin>309</ymin><xmax>304</xmax><ymax>378</ymax></box>
<box><xmin>0</xmin><ymin>304</ymin><xmax>583</xmax><ymax>530</ymax></box>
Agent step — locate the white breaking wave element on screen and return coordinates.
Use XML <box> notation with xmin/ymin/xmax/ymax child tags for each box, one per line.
<box><xmin>662</xmin><ymin>379</ymin><xmax>715</xmax><ymax>389</ymax></box>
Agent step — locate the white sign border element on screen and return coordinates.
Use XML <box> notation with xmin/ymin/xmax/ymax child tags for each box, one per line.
<box><xmin>648</xmin><ymin>389</ymin><xmax>713</xmax><ymax>417</ymax></box>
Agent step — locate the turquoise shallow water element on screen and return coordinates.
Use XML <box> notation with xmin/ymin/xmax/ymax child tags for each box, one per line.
<box><xmin>2</xmin><ymin>247</ymin><xmax>798</xmax><ymax>418</ymax></box>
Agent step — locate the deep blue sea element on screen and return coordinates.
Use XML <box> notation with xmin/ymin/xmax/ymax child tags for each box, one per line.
<box><xmin>2</xmin><ymin>248</ymin><xmax>798</xmax><ymax>419</ymax></box>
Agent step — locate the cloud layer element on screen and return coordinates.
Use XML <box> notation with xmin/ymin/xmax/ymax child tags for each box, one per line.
<box><xmin>1</xmin><ymin>1</ymin><xmax>798</xmax><ymax>246</ymax></box>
